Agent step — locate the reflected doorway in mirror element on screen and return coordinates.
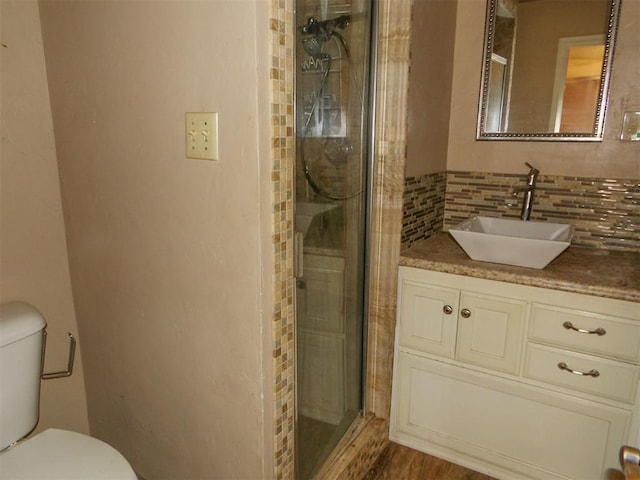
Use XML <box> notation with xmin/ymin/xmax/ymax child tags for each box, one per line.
<box><xmin>549</xmin><ymin>35</ymin><xmax>605</xmax><ymax>133</ymax></box>
<box><xmin>477</xmin><ymin>0</ymin><xmax>622</xmax><ymax>141</ymax></box>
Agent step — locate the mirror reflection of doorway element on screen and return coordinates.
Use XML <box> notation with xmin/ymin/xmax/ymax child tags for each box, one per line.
<box><xmin>486</xmin><ymin>53</ymin><xmax>508</xmax><ymax>132</ymax></box>
<box><xmin>550</xmin><ymin>35</ymin><xmax>605</xmax><ymax>133</ymax></box>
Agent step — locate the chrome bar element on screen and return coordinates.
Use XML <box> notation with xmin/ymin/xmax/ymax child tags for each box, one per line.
<box><xmin>562</xmin><ymin>321</ymin><xmax>606</xmax><ymax>336</ymax></box>
<box><xmin>41</xmin><ymin>331</ymin><xmax>76</xmax><ymax>380</ymax></box>
<box><xmin>557</xmin><ymin>362</ymin><xmax>600</xmax><ymax>377</ymax></box>
<box><xmin>294</xmin><ymin>231</ymin><xmax>304</xmax><ymax>279</ymax></box>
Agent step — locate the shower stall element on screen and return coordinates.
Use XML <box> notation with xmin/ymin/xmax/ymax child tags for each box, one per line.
<box><xmin>294</xmin><ymin>0</ymin><xmax>375</xmax><ymax>478</ymax></box>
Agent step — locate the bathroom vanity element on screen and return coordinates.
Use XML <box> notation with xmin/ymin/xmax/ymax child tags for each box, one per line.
<box><xmin>390</xmin><ymin>234</ymin><xmax>640</xmax><ymax>480</ymax></box>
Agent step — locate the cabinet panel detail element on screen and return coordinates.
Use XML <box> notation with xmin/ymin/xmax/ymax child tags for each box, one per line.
<box><xmin>393</xmin><ymin>353</ymin><xmax>631</xmax><ymax>480</ymax></box>
<box><xmin>298</xmin><ymin>255</ymin><xmax>345</xmax><ymax>333</ymax></box>
<box><xmin>525</xmin><ymin>343</ymin><xmax>640</xmax><ymax>404</ymax></box>
<box><xmin>456</xmin><ymin>293</ymin><xmax>526</xmax><ymax>374</ymax></box>
<box><xmin>399</xmin><ymin>280</ymin><xmax>458</xmax><ymax>358</ymax></box>
<box><xmin>298</xmin><ymin>331</ymin><xmax>345</xmax><ymax>424</ymax></box>
<box><xmin>529</xmin><ymin>303</ymin><xmax>640</xmax><ymax>362</ymax></box>
<box><xmin>393</xmin><ymin>267</ymin><xmax>640</xmax><ymax>480</ymax></box>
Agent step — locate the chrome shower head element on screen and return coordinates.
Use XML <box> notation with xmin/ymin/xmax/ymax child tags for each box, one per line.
<box><xmin>302</xmin><ymin>36</ymin><xmax>324</xmax><ymax>58</ymax></box>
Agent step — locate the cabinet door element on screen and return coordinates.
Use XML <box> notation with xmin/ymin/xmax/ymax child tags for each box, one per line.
<box><xmin>298</xmin><ymin>254</ymin><xmax>345</xmax><ymax>333</ymax></box>
<box><xmin>391</xmin><ymin>352</ymin><xmax>632</xmax><ymax>480</ymax></box>
<box><xmin>298</xmin><ymin>331</ymin><xmax>345</xmax><ymax>425</ymax></box>
<box><xmin>456</xmin><ymin>292</ymin><xmax>526</xmax><ymax>374</ymax></box>
<box><xmin>399</xmin><ymin>280</ymin><xmax>459</xmax><ymax>358</ymax></box>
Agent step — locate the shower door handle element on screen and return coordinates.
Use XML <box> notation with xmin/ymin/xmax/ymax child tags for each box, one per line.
<box><xmin>294</xmin><ymin>231</ymin><xmax>304</xmax><ymax>279</ymax></box>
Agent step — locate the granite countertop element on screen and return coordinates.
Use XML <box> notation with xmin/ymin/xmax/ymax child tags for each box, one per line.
<box><xmin>400</xmin><ymin>233</ymin><xmax>640</xmax><ymax>303</ymax></box>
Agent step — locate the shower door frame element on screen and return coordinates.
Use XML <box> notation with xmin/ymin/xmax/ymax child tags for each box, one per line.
<box><xmin>292</xmin><ymin>0</ymin><xmax>379</xmax><ymax>476</ymax></box>
<box><xmin>268</xmin><ymin>0</ymin><xmax>410</xmax><ymax>477</ymax></box>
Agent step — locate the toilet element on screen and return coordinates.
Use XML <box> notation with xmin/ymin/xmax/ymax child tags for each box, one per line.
<box><xmin>0</xmin><ymin>302</ymin><xmax>137</xmax><ymax>479</ymax></box>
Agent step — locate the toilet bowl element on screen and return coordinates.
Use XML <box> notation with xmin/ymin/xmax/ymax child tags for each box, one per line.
<box><xmin>0</xmin><ymin>429</ymin><xmax>137</xmax><ymax>479</ymax></box>
<box><xmin>0</xmin><ymin>302</ymin><xmax>137</xmax><ymax>479</ymax></box>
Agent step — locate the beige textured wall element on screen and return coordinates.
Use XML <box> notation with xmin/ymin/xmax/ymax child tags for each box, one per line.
<box><xmin>0</xmin><ymin>0</ymin><xmax>89</xmax><ymax>436</ymax></box>
<box><xmin>446</xmin><ymin>0</ymin><xmax>640</xmax><ymax>178</ymax></box>
<box><xmin>38</xmin><ymin>1</ymin><xmax>273</xmax><ymax>478</ymax></box>
<box><xmin>406</xmin><ymin>0</ymin><xmax>457</xmax><ymax>177</ymax></box>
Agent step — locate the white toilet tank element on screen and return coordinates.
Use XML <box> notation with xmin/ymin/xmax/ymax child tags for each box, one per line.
<box><xmin>0</xmin><ymin>302</ymin><xmax>46</xmax><ymax>451</ymax></box>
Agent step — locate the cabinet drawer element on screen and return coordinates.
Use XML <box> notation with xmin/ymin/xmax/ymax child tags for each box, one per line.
<box><xmin>529</xmin><ymin>303</ymin><xmax>640</xmax><ymax>362</ymax></box>
<box><xmin>525</xmin><ymin>343</ymin><xmax>640</xmax><ymax>404</ymax></box>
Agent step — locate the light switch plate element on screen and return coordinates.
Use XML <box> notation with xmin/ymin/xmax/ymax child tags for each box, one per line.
<box><xmin>186</xmin><ymin>112</ymin><xmax>218</xmax><ymax>160</ymax></box>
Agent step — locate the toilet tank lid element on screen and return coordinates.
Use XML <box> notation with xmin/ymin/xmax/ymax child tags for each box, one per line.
<box><xmin>0</xmin><ymin>302</ymin><xmax>46</xmax><ymax>347</ymax></box>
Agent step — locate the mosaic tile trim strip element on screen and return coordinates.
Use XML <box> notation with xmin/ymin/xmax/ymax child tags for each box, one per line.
<box><xmin>269</xmin><ymin>1</ymin><xmax>295</xmax><ymax>479</ymax></box>
<box><xmin>402</xmin><ymin>172</ymin><xmax>446</xmax><ymax>250</ymax></box>
<box><xmin>444</xmin><ymin>171</ymin><xmax>640</xmax><ymax>251</ymax></box>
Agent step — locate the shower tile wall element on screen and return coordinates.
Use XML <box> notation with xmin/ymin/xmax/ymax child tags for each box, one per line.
<box><xmin>401</xmin><ymin>171</ymin><xmax>640</xmax><ymax>252</ymax></box>
<box><xmin>269</xmin><ymin>0</ymin><xmax>295</xmax><ymax>479</ymax></box>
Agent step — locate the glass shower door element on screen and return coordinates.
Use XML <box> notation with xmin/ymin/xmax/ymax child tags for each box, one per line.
<box><xmin>294</xmin><ymin>1</ymin><xmax>374</xmax><ymax>478</ymax></box>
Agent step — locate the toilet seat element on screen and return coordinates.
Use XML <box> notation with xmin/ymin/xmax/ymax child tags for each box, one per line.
<box><xmin>0</xmin><ymin>428</ymin><xmax>137</xmax><ymax>479</ymax></box>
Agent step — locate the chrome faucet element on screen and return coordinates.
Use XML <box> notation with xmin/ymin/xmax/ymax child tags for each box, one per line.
<box><xmin>512</xmin><ymin>162</ymin><xmax>539</xmax><ymax>221</ymax></box>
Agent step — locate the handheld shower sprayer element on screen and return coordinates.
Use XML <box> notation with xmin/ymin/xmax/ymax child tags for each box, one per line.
<box><xmin>298</xmin><ymin>12</ymin><xmax>363</xmax><ymax>201</ymax></box>
<box><xmin>299</xmin><ymin>15</ymin><xmax>351</xmax><ymax>58</ymax></box>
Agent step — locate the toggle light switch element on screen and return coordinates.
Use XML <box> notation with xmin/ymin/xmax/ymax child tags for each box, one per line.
<box><xmin>185</xmin><ymin>112</ymin><xmax>219</xmax><ymax>160</ymax></box>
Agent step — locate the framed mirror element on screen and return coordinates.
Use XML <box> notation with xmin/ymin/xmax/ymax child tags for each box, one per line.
<box><xmin>477</xmin><ymin>0</ymin><xmax>622</xmax><ymax>141</ymax></box>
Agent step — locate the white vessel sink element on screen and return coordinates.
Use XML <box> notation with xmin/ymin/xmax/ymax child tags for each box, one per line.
<box><xmin>449</xmin><ymin>216</ymin><xmax>573</xmax><ymax>269</ymax></box>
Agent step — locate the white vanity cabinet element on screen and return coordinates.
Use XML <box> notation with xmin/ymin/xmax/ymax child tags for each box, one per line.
<box><xmin>399</xmin><ymin>276</ymin><xmax>526</xmax><ymax>373</ymax></box>
<box><xmin>390</xmin><ymin>266</ymin><xmax>640</xmax><ymax>480</ymax></box>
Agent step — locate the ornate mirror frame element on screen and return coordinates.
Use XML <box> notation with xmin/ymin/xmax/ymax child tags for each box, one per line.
<box><xmin>476</xmin><ymin>0</ymin><xmax>622</xmax><ymax>142</ymax></box>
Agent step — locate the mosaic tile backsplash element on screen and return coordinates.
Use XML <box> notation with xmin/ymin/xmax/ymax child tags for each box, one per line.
<box><xmin>403</xmin><ymin>171</ymin><xmax>640</xmax><ymax>252</ymax></box>
<box><xmin>402</xmin><ymin>172</ymin><xmax>446</xmax><ymax>250</ymax></box>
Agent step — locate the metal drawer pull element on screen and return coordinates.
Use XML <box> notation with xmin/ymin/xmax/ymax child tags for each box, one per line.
<box><xmin>443</xmin><ymin>305</ymin><xmax>453</xmax><ymax>315</ymax></box>
<box><xmin>460</xmin><ymin>308</ymin><xmax>471</xmax><ymax>318</ymax></box>
<box><xmin>557</xmin><ymin>362</ymin><xmax>600</xmax><ymax>377</ymax></box>
<box><xmin>562</xmin><ymin>321</ymin><xmax>606</xmax><ymax>336</ymax></box>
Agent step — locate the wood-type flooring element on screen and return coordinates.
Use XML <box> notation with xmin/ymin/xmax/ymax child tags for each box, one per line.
<box><xmin>364</xmin><ymin>442</ymin><xmax>497</xmax><ymax>480</ymax></box>
<box><xmin>362</xmin><ymin>442</ymin><xmax>638</xmax><ymax>480</ymax></box>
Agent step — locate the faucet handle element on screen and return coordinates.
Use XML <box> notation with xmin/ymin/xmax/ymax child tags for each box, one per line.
<box><xmin>525</xmin><ymin>162</ymin><xmax>539</xmax><ymax>174</ymax></box>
